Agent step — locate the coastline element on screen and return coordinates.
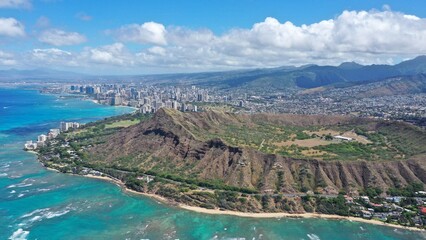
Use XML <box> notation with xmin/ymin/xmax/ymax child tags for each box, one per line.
<box><xmin>30</xmin><ymin>91</ymin><xmax>425</xmax><ymax>233</ymax></box>
<box><xmin>88</xmin><ymin>98</ymin><xmax>139</xmax><ymax>112</ymax></box>
<box><xmin>74</xmin><ymin>172</ymin><xmax>425</xmax><ymax>232</ymax></box>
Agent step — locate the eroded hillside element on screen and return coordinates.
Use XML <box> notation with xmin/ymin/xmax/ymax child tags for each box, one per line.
<box><xmin>87</xmin><ymin>109</ymin><xmax>426</xmax><ymax>195</ymax></box>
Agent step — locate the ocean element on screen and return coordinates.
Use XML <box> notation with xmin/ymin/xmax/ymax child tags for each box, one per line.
<box><xmin>0</xmin><ymin>87</ymin><xmax>424</xmax><ymax>240</ymax></box>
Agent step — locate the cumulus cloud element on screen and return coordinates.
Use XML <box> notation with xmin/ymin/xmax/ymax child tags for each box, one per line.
<box><xmin>0</xmin><ymin>50</ymin><xmax>17</xmax><ymax>65</ymax></box>
<box><xmin>109</xmin><ymin>21</ymin><xmax>167</xmax><ymax>45</ymax></box>
<box><xmin>131</xmin><ymin>9</ymin><xmax>426</xmax><ymax>69</ymax></box>
<box><xmin>32</xmin><ymin>48</ymin><xmax>71</xmax><ymax>59</ymax></box>
<box><xmin>83</xmin><ymin>43</ymin><xmax>134</xmax><ymax>66</ymax></box>
<box><xmin>0</xmin><ymin>0</ymin><xmax>31</xmax><ymax>9</ymax></box>
<box><xmin>16</xmin><ymin>9</ymin><xmax>426</xmax><ymax>73</ymax></box>
<box><xmin>0</xmin><ymin>18</ymin><xmax>25</xmax><ymax>37</ymax></box>
<box><xmin>38</xmin><ymin>29</ymin><xmax>86</xmax><ymax>46</ymax></box>
<box><xmin>29</xmin><ymin>48</ymin><xmax>80</xmax><ymax>67</ymax></box>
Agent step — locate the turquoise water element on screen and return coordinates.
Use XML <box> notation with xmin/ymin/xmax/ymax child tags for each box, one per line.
<box><xmin>0</xmin><ymin>87</ymin><xmax>424</xmax><ymax>240</ymax></box>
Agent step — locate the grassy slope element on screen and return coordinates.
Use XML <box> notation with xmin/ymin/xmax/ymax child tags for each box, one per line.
<box><xmin>159</xmin><ymin>109</ymin><xmax>426</xmax><ymax>162</ymax></box>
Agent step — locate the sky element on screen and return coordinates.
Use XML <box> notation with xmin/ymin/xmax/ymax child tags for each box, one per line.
<box><xmin>1</xmin><ymin>0</ymin><xmax>426</xmax><ymax>74</ymax></box>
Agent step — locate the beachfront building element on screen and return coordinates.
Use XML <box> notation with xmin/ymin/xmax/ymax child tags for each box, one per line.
<box><xmin>60</xmin><ymin>122</ymin><xmax>80</xmax><ymax>132</ymax></box>
<box><xmin>38</xmin><ymin>134</ymin><xmax>47</xmax><ymax>142</ymax></box>
<box><xmin>24</xmin><ymin>141</ymin><xmax>37</xmax><ymax>150</ymax></box>
<box><xmin>48</xmin><ymin>129</ymin><xmax>60</xmax><ymax>139</ymax></box>
<box><xmin>37</xmin><ymin>134</ymin><xmax>47</xmax><ymax>147</ymax></box>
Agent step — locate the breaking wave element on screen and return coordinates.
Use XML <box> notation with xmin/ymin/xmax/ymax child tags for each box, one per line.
<box><xmin>9</xmin><ymin>228</ymin><xmax>29</xmax><ymax>240</ymax></box>
<box><xmin>307</xmin><ymin>233</ymin><xmax>320</xmax><ymax>240</ymax></box>
<box><xmin>21</xmin><ymin>208</ymin><xmax>50</xmax><ymax>218</ymax></box>
<box><xmin>19</xmin><ymin>206</ymin><xmax>72</xmax><ymax>227</ymax></box>
<box><xmin>7</xmin><ymin>179</ymin><xmax>35</xmax><ymax>188</ymax></box>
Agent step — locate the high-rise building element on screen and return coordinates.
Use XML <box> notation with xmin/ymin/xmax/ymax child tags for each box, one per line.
<box><xmin>60</xmin><ymin>122</ymin><xmax>69</xmax><ymax>132</ymax></box>
<box><xmin>172</xmin><ymin>101</ymin><xmax>179</xmax><ymax>110</ymax></box>
<box><xmin>85</xmin><ymin>86</ymin><xmax>95</xmax><ymax>94</ymax></box>
<box><xmin>239</xmin><ymin>100</ymin><xmax>244</xmax><ymax>107</ymax></box>
<box><xmin>48</xmin><ymin>129</ymin><xmax>60</xmax><ymax>138</ymax></box>
<box><xmin>38</xmin><ymin>134</ymin><xmax>47</xmax><ymax>142</ymax></box>
<box><xmin>197</xmin><ymin>93</ymin><xmax>203</xmax><ymax>102</ymax></box>
<box><xmin>112</xmin><ymin>94</ymin><xmax>122</xmax><ymax>106</ymax></box>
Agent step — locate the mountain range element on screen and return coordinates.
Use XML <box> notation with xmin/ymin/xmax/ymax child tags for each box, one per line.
<box><xmin>2</xmin><ymin>56</ymin><xmax>426</xmax><ymax>93</ymax></box>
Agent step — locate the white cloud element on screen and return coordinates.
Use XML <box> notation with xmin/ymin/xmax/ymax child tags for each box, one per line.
<box><xmin>28</xmin><ymin>48</ymin><xmax>83</xmax><ymax>68</ymax></box>
<box><xmin>0</xmin><ymin>18</ymin><xmax>25</xmax><ymax>37</ymax></box>
<box><xmin>131</xmin><ymin>9</ymin><xmax>426</xmax><ymax>70</ymax></box>
<box><xmin>32</xmin><ymin>48</ymin><xmax>71</xmax><ymax>58</ymax></box>
<box><xmin>38</xmin><ymin>29</ymin><xmax>86</xmax><ymax>46</ymax></box>
<box><xmin>10</xmin><ymin>9</ymin><xmax>426</xmax><ymax>73</ymax></box>
<box><xmin>109</xmin><ymin>21</ymin><xmax>167</xmax><ymax>45</ymax></box>
<box><xmin>0</xmin><ymin>50</ymin><xmax>17</xmax><ymax>65</ymax></box>
<box><xmin>83</xmin><ymin>43</ymin><xmax>133</xmax><ymax>66</ymax></box>
<box><xmin>0</xmin><ymin>0</ymin><xmax>31</xmax><ymax>9</ymax></box>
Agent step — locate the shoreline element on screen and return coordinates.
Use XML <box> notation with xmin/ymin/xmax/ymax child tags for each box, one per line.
<box><xmin>73</xmin><ymin>171</ymin><xmax>425</xmax><ymax>232</ymax></box>
<box><xmin>88</xmin><ymin>98</ymin><xmax>139</xmax><ymax>112</ymax></box>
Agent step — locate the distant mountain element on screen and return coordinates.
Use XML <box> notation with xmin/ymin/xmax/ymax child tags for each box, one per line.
<box><xmin>338</xmin><ymin>62</ymin><xmax>364</xmax><ymax>70</ymax></box>
<box><xmin>0</xmin><ymin>68</ymin><xmax>87</xmax><ymax>81</ymax></box>
<box><xmin>193</xmin><ymin>55</ymin><xmax>426</xmax><ymax>90</ymax></box>
<box><xmin>395</xmin><ymin>56</ymin><xmax>426</xmax><ymax>74</ymax></box>
<box><xmin>296</xmin><ymin>64</ymin><xmax>401</xmax><ymax>88</ymax></box>
<box><xmin>2</xmin><ymin>56</ymin><xmax>426</xmax><ymax>90</ymax></box>
<box><xmin>355</xmin><ymin>74</ymin><xmax>426</xmax><ymax>98</ymax></box>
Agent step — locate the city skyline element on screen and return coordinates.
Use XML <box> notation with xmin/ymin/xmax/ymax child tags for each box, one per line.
<box><xmin>1</xmin><ymin>0</ymin><xmax>426</xmax><ymax>74</ymax></box>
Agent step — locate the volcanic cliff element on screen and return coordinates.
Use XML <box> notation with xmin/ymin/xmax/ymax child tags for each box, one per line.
<box><xmin>88</xmin><ymin>108</ymin><xmax>426</xmax><ymax>195</ymax></box>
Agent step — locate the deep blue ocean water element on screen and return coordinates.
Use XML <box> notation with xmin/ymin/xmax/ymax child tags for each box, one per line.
<box><xmin>0</xmin><ymin>87</ymin><xmax>425</xmax><ymax>240</ymax></box>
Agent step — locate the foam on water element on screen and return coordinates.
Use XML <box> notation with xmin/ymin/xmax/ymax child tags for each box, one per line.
<box><xmin>45</xmin><ymin>209</ymin><xmax>71</xmax><ymax>219</ymax></box>
<box><xmin>307</xmin><ymin>233</ymin><xmax>321</xmax><ymax>240</ymax></box>
<box><xmin>18</xmin><ymin>206</ymin><xmax>73</xmax><ymax>229</ymax></box>
<box><xmin>21</xmin><ymin>208</ymin><xmax>50</xmax><ymax>218</ymax></box>
<box><xmin>7</xmin><ymin>179</ymin><xmax>35</xmax><ymax>188</ymax></box>
<box><xmin>36</xmin><ymin>188</ymin><xmax>52</xmax><ymax>192</ymax></box>
<box><xmin>7</xmin><ymin>183</ymin><xmax>33</xmax><ymax>188</ymax></box>
<box><xmin>0</xmin><ymin>163</ymin><xmax>10</xmax><ymax>169</ymax></box>
<box><xmin>8</xmin><ymin>228</ymin><xmax>29</xmax><ymax>240</ymax></box>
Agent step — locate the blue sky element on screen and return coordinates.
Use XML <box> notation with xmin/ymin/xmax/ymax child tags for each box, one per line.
<box><xmin>1</xmin><ymin>0</ymin><xmax>426</xmax><ymax>74</ymax></box>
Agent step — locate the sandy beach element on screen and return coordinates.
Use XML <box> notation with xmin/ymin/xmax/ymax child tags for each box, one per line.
<box><xmin>75</xmin><ymin>172</ymin><xmax>426</xmax><ymax>232</ymax></box>
<box><xmin>88</xmin><ymin>98</ymin><xmax>139</xmax><ymax>112</ymax></box>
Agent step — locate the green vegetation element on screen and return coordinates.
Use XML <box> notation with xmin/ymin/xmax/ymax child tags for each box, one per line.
<box><xmin>314</xmin><ymin>195</ymin><xmax>350</xmax><ymax>216</ymax></box>
<box><xmin>196</xmin><ymin>122</ymin><xmax>319</xmax><ymax>155</ymax></box>
<box><xmin>145</xmin><ymin>170</ymin><xmax>258</xmax><ymax>194</ymax></box>
<box><xmin>178</xmin><ymin>110</ymin><xmax>426</xmax><ymax>161</ymax></box>
<box><xmin>361</xmin><ymin>187</ymin><xmax>383</xmax><ymax>198</ymax></box>
<box><xmin>387</xmin><ymin>182</ymin><xmax>424</xmax><ymax>197</ymax></box>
